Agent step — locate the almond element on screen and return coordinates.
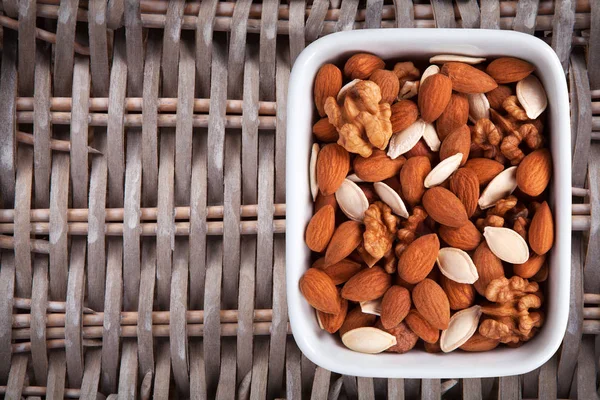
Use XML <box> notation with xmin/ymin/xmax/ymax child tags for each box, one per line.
<box><xmin>441</xmin><ymin>62</ymin><xmax>498</xmax><ymax>94</ymax></box>
<box><xmin>400</xmin><ymin>156</ymin><xmax>431</xmax><ymax>206</ymax></box>
<box><xmin>486</xmin><ymin>57</ymin><xmax>535</xmax><ymax>84</ymax></box>
<box><xmin>424</xmin><ymin>340</ymin><xmax>442</xmax><ymax>353</ymax></box>
<box><xmin>459</xmin><ymin>332</ymin><xmax>500</xmax><ymax>352</ymax></box>
<box><xmin>440</xmin><ymin>276</ymin><xmax>475</xmax><ymax>310</ymax></box>
<box><xmin>339</xmin><ymin>307</ymin><xmax>377</xmax><ymax>337</ymax></box>
<box><xmin>464</xmin><ymin>158</ymin><xmax>504</xmax><ymax>186</ymax></box>
<box><xmin>514</xmin><ymin>253</ymin><xmax>547</xmax><ymax>279</ymax></box>
<box><xmin>439</xmin><ymin>125</ymin><xmax>470</xmax><ymax>165</ymax></box>
<box><xmin>397</xmin><ymin>234</ymin><xmax>440</xmax><ymax>284</ymax></box>
<box><xmin>412</xmin><ymin>279</ymin><xmax>450</xmax><ymax>330</ymax></box>
<box><xmin>313</xmin><ymin>117</ymin><xmax>339</xmax><ymax>143</ymax></box>
<box><xmin>422</xmin><ymin>187</ymin><xmax>468</xmax><ymax>228</ymax></box>
<box><xmin>486</xmin><ymin>85</ymin><xmax>513</xmax><ymax>110</ymax></box>
<box><xmin>390</xmin><ymin>100</ymin><xmax>419</xmax><ymax>133</ymax></box>
<box><xmin>305</xmin><ymin>205</ymin><xmax>335</xmax><ymax>253</ymax></box>
<box><xmin>314</xmin><ymin>192</ymin><xmax>338</xmax><ymax>213</ymax></box>
<box><xmin>324</xmin><ymin>221</ymin><xmax>363</xmax><ymax>266</ymax></box>
<box><xmin>436</xmin><ymin>247</ymin><xmax>479</xmax><ymax>284</ymax></box>
<box><xmin>375</xmin><ymin>320</ymin><xmax>419</xmax><ymax>354</ymax></box>
<box><xmin>370</xmin><ymin>69</ymin><xmax>400</xmax><ymax>104</ymax></box>
<box><xmin>299</xmin><ymin>268</ymin><xmax>341</xmax><ymax>314</ymax></box>
<box><xmin>440</xmin><ymin>305</ymin><xmax>481</xmax><ymax>353</ymax></box>
<box><xmin>336</xmin><ymin>179</ymin><xmax>370</xmax><ymax>222</ymax></box>
<box><xmin>438</xmin><ymin>221</ymin><xmax>482</xmax><ymax>251</ymax></box>
<box><xmin>317</xmin><ymin>298</ymin><xmax>348</xmax><ymax>333</ymax></box>
<box><xmin>341</xmin><ymin>327</ymin><xmax>397</xmax><ymax>354</ymax></box>
<box><xmin>405</xmin><ymin>309</ymin><xmax>439</xmax><ymax>343</ymax></box>
<box><xmin>314</xmin><ymin>64</ymin><xmax>343</xmax><ymax>117</ymax></box>
<box><xmin>424</xmin><ymin>153</ymin><xmax>462</xmax><ymax>188</ymax></box>
<box><xmin>380</xmin><ymin>286</ymin><xmax>411</xmax><ymax>329</ymax></box>
<box><xmin>529</xmin><ymin>201</ymin><xmax>554</xmax><ymax>255</ymax></box>
<box><xmin>316</xmin><ymin>143</ymin><xmax>350</xmax><ymax>196</ymax></box>
<box><xmin>472</xmin><ymin>242</ymin><xmax>505</xmax><ymax>296</ymax></box>
<box><xmin>344</xmin><ymin>53</ymin><xmax>385</xmax><ymax>80</ymax></box>
<box><xmin>449</xmin><ymin>168</ymin><xmax>479</xmax><ymax>217</ymax></box>
<box><xmin>317</xmin><ymin>258</ymin><xmax>364</xmax><ymax>285</ymax></box>
<box><xmin>354</xmin><ymin>149</ymin><xmax>405</xmax><ymax>182</ymax></box>
<box><xmin>436</xmin><ymin>93</ymin><xmax>469</xmax><ymax>140</ymax></box>
<box><xmin>418</xmin><ymin>74</ymin><xmax>453</xmax><ymax>123</ymax></box>
<box><xmin>405</xmin><ymin>139</ymin><xmax>435</xmax><ymax>162</ymax></box>
<box><xmin>516</xmin><ymin>149</ymin><xmax>551</xmax><ymax>197</ymax></box>
<box><xmin>483</xmin><ymin>226</ymin><xmax>529</xmax><ymax>264</ymax></box>
<box><xmin>341</xmin><ymin>266</ymin><xmax>392</xmax><ymax>302</ymax></box>
<box><xmin>532</xmin><ymin>263</ymin><xmax>549</xmax><ymax>283</ymax></box>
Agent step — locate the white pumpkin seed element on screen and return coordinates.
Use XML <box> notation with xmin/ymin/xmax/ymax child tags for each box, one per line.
<box><xmin>420</xmin><ymin>65</ymin><xmax>440</xmax><ymax>86</ymax></box>
<box><xmin>436</xmin><ymin>247</ymin><xmax>479</xmax><ymax>284</ymax></box>
<box><xmin>360</xmin><ymin>298</ymin><xmax>382</xmax><ymax>316</ymax></box>
<box><xmin>335</xmin><ymin>179</ymin><xmax>370</xmax><ymax>222</ymax></box>
<box><xmin>422</xmin><ymin>122</ymin><xmax>441</xmax><ymax>152</ymax></box>
<box><xmin>337</xmin><ymin>79</ymin><xmax>361</xmax><ymax>103</ymax></box>
<box><xmin>398</xmin><ymin>80</ymin><xmax>419</xmax><ymax>100</ymax></box>
<box><xmin>430</xmin><ymin>55</ymin><xmax>486</xmax><ymax>65</ymax></box>
<box><xmin>346</xmin><ymin>173</ymin><xmax>364</xmax><ymax>183</ymax></box>
<box><xmin>374</xmin><ymin>182</ymin><xmax>409</xmax><ymax>218</ymax></box>
<box><xmin>440</xmin><ymin>306</ymin><xmax>482</xmax><ymax>353</ymax></box>
<box><xmin>310</xmin><ymin>143</ymin><xmax>320</xmax><ymax>201</ymax></box>
<box><xmin>387</xmin><ymin>119</ymin><xmax>426</xmax><ymax>159</ymax></box>
<box><xmin>467</xmin><ymin>93</ymin><xmax>490</xmax><ymax>123</ymax></box>
<box><xmin>483</xmin><ymin>226</ymin><xmax>530</xmax><ymax>264</ymax></box>
<box><xmin>341</xmin><ymin>327</ymin><xmax>397</xmax><ymax>354</ymax></box>
<box><xmin>516</xmin><ymin>75</ymin><xmax>547</xmax><ymax>119</ymax></box>
<box><xmin>478</xmin><ymin>166</ymin><xmax>518</xmax><ymax>209</ymax></box>
<box><xmin>424</xmin><ymin>153</ymin><xmax>462</xmax><ymax>188</ymax></box>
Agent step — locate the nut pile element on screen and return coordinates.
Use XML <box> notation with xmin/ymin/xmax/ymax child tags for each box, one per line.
<box><xmin>302</xmin><ymin>53</ymin><xmax>555</xmax><ymax>354</ymax></box>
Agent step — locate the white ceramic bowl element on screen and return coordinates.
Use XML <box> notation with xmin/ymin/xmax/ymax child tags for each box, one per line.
<box><xmin>286</xmin><ymin>29</ymin><xmax>571</xmax><ymax>378</ymax></box>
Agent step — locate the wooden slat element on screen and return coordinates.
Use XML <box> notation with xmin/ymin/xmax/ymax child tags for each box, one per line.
<box><xmin>551</xmin><ymin>0</ymin><xmax>577</xmax><ymax>71</ymax></box>
<box><xmin>522</xmin><ymin>369</ymin><xmax>540</xmax><ymax>399</ymax></box>
<box><xmin>153</xmin><ymin>342</ymin><xmax>171</xmax><ymax>400</ymax></box>
<box><xmin>80</xmin><ymin>349</ymin><xmax>102</xmax><ymax>398</ymax></box>
<box><xmin>118</xmin><ymin>340</ymin><xmax>138</xmax><ymax>397</ymax></box>
<box><xmin>305</xmin><ymin>0</ymin><xmax>330</xmax><ymax>42</ymax></box>
<box><xmin>334</xmin><ymin>0</ymin><xmax>360</xmax><ymax>32</ymax></box>
<box><xmin>216</xmin><ymin>342</ymin><xmax>237</xmax><ymax>399</ymax></box>
<box><xmin>421</xmin><ymin>379</ymin><xmax>441</xmax><ymax>400</ymax></box>
<box><xmin>250</xmin><ymin>339</ymin><xmax>270</xmax><ymax>399</ymax></box>
<box><xmin>310</xmin><ymin>367</ymin><xmax>331</xmax><ymax>400</ymax></box>
<box><xmin>513</xmin><ymin>0</ymin><xmax>540</xmax><ymax>33</ymax></box>
<box><xmin>584</xmin><ymin>144</ymin><xmax>600</xmax><ymax>292</ymax></box>
<box><xmin>463</xmin><ymin>378</ymin><xmax>483</xmax><ymax>400</ymax></box>
<box><xmin>393</xmin><ymin>0</ymin><xmax>414</xmax><ymax>28</ymax></box>
<box><xmin>106</xmin><ymin>0</ymin><xmax>124</xmax><ymax>29</ymax></box>
<box><xmin>33</xmin><ymin>44</ymin><xmax>51</xmax><ymax>208</ymax></box>
<box><xmin>480</xmin><ymin>0</ymin><xmax>501</xmax><ymax>28</ymax></box>
<box><xmin>260</xmin><ymin>0</ymin><xmax>279</xmax><ymax>101</ymax></box>
<box><xmin>53</xmin><ymin>0</ymin><xmax>79</xmax><ymax>96</ymax></box>
<box><xmin>285</xmin><ymin>339</ymin><xmax>302</xmax><ymax>400</ymax></box>
<box><xmin>5</xmin><ymin>354</ymin><xmax>27</xmax><ymax>399</ymax></box>
<box><xmin>227</xmin><ymin>0</ymin><xmax>252</xmax><ymax>100</ymax></box>
<box><xmin>0</xmin><ymin>252</ymin><xmax>15</xmax><ymax>381</ymax></box>
<box><xmin>65</xmin><ymin>239</ymin><xmax>86</xmax><ymax>387</ymax></box>
<box><xmin>1</xmin><ymin>0</ymin><xmax>17</xmax><ymax>17</ymax></box>
<box><xmin>288</xmin><ymin>0</ymin><xmax>306</xmax><ymax>63</ymax></box>
<box><xmin>365</xmin><ymin>0</ymin><xmax>384</xmax><ymax>28</ymax></box>
<box><xmin>576</xmin><ymin>336</ymin><xmax>598</xmax><ymax>399</ymax></box>
<box><xmin>571</xmin><ymin>52</ymin><xmax>593</xmax><ymax>186</ymax></box>
<box><xmin>195</xmin><ymin>0</ymin><xmax>218</xmax><ymax>98</ymax></box>
<box><xmin>70</xmin><ymin>56</ymin><xmax>90</xmax><ymax>207</ymax></box>
<box><xmin>589</xmin><ymin>0</ymin><xmax>600</xmax><ymax>89</ymax></box>
<box><xmin>137</xmin><ymin>242</ymin><xmax>156</xmax><ymax>375</ymax></box>
<box><xmin>124</xmin><ymin>0</ymin><xmax>144</xmax><ymax>96</ymax></box>
<box><xmin>357</xmin><ymin>377</ymin><xmax>375</xmax><ymax>400</ymax></box>
<box><xmin>387</xmin><ymin>378</ymin><xmax>404</xmax><ymax>400</ymax></box>
<box><xmin>17</xmin><ymin>0</ymin><xmax>36</xmax><ymax>95</ymax></box>
<box><xmin>30</xmin><ymin>256</ymin><xmax>49</xmax><ymax>384</ymax></box>
<box><xmin>189</xmin><ymin>342</ymin><xmax>207</xmax><ymax>398</ymax></box>
<box><xmin>498</xmin><ymin>376</ymin><xmax>520</xmax><ymax>400</ymax></box>
<box><xmin>170</xmin><ymin>238</ymin><xmax>190</xmax><ymax>394</ymax></box>
<box><xmin>14</xmin><ymin>147</ymin><xmax>33</xmax><ymax>298</ymax></box>
<box><xmin>456</xmin><ymin>0</ymin><xmax>481</xmax><ymax>28</ymax></box>
<box><xmin>46</xmin><ymin>351</ymin><xmax>66</xmax><ymax>399</ymax></box>
<box><xmin>87</xmin><ymin>0</ymin><xmax>109</xmax><ymax>96</ymax></box>
<box><xmin>431</xmin><ymin>0</ymin><xmax>457</xmax><ymax>28</ymax></box>
<box><xmin>0</xmin><ymin>30</ymin><xmax>17</xmax><ymax>208</ymax></box>
<box><xmin>538</xmin><ymin>354</ymin><xmax>558</xmax><ymax>399</ymax></box>
<box><xmin>48</xmin><ymin>154</ymin><xmax>69</xmax><ymax>301</ymax></box>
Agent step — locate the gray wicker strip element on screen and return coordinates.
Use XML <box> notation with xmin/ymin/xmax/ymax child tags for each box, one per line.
<box><xmin>0</xmin><ymin>1</ymin><xmax>597</xmax><ymax>399</ymax></box>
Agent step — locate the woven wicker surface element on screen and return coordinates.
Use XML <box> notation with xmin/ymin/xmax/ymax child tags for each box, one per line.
<box><xmin>0</xmin><ymin>0</ymin><xmax>597</xmax><ymax>398</ymax></box>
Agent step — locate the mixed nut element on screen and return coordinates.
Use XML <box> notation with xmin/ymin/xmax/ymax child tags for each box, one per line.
<box><xmin>301</xmin><ymin>53</ymin><xmax>555</xmax><ymax>354</ymax></box>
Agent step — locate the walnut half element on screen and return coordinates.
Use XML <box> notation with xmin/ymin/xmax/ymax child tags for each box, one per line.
<box><xmin>363</xmin><ymin>201</ymin><xmax>398</xmax><ymax>261</ymax></box>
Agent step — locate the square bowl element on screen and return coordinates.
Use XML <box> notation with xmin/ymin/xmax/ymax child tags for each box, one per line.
<box><xmin>286</xmin><ymin>29</ymin><xmax>571</xmax><ymax>378</ymax></box>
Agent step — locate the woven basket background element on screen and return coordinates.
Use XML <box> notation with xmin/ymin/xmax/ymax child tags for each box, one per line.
<box><xmin>0</xmin><ymin>0</ymin><xmax>597</xmax><ymax>399</ymax></box>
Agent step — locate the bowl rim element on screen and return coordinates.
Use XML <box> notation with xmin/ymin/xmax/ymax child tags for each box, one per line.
<box><xmin>286</xmin><ymin>28</ymin><xmax>571</xmax><ymax>378</ymax></box>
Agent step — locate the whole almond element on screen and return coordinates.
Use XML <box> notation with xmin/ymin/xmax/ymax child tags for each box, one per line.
<box><xmin>314</xmin><ymin>192</ymin><xmax>338</xmax><ymax>213</ymax></box>
<box><xmin>317</xmin><ymin>298</ymin><xmax>348</xmax><ymax>333</ymax></box>
<box><xmin>375</xmin><ymin>320</ymin><xmax>419</xmax><ymax>354</ymax></box>
<box><xmin>316</xmin><ymin>143</ymin><xmax>350</xmax><ymax>196</ymax></box>
<box><xmin>486</xmin><ymin>85</ymin><xmax>513</xmax><ymax>110</ymax></box>
<box><xmin>397</xmin><ymin>234</ymin><xmax>440</xmax><ymax>284</ymax></box>
<box><xmin>325</xmin><ymin>221</ymin><xmax>363</xmax><ymax>266</ymax></box>
<box><xmin>405</xmin><ymin>309</ymin><xmax>440</xmax><ymax>343</ymax></box>
<box><xmin>441</xmin><ymin>62</ymin><xmax>498</xmax><ymax>94</ymax></box>
<box><xmin>391</xmin><ymin>100</ymin><xmax>419</xmax><ymax>133</ymax></box>
<box><xmin>449</xmin><ymin>168</ymin><xmax>479</xmax><ymax>217</ymax></box>
<box><xmin>422</xmin><ymin>187</ymin><xmax>468</xmax><ymax>228</ymax></box>
<box><xmin>313</xmin><ymin>117</ymin><xmax>339</xmax><ymax>143</ymax></box>
<box><xmin>418</xmin><ymin>74</ymin><xmax>453</xmax><ymax>123</ymax></box>
<box><xmin>405</xmin><ymin>139</ymin><xmax>435</xmax><ymax>162</ymax></box>
<box><xmin>514</xmin><ymin>253</ymin><xmax>547</xmax><ymax>279</ymax></box>
<box><xmin>440</xmin><ymin>275</ymin><xmax>475</xmax><ymax>310</ymax></box>
<box><xmin>424</xmin><ymin>340</ymin><xmax>442</xmax><ymax>353</ymax></box>
<box><xmin>459</xmin><ymin>332</ymin><xmax>500</xmax><ymax>352</ymax></box>
<box><xmin>516</xmin><ymin>148</ymin><xmax>552</xmax><ymax>196</ymax></box>
<box><xmin>299</xmin><ymin>268</ymin><xmax>341</xmax><ymax>314</ymax></box>
<box><xmin>370</xmin><ymin>69</ymin><xmax>400</xmax><ymax>104</ymax></box>
<box><xmin>529</xmin><ymin>201</ymin><xmax>554</xmax><ymax>255</ymax></box>
<box><xmin>438</xmin><ymin>221</ymin><xmax>482</xmax><ymax>251</ymax></box>
<box><xmin>354</xmin><ymin>149</ymin><xmax>406</xmax><ymax>182</ymax></box>
<box><xmin>412</xmin><ymin>279</ymin><xmax>451</xmax><ymax>330</ymax></box>
<box><xmin>464</xmin><ymin>158</ymin><xmax>504</xmax><ymax>186</ymax></box>
<box><xmin>472</xmin><ymin>242</ymin><xmax>505</xmax><ymax>296</ymax></box>
<box><xmin>314</xmin><ymin>64</ymin><xmax>343</xmax><ymax>117</ymax></box>
<box><xmin>305</xmin><ymin>205</ymin><xmax>336</xmax><ymax>252</ymax></box>
<box><xmin>318</xmin><ymin>258</ymin><xmax>364</xmax><ymax>285</ymax></box>
<box><xmin>342</xmin><ymin>266</ymin><xmax>392</xmax><ymax>302</ymax></box>
<box><xmin>486</xmin><ymin>57</ymin><xmax>535</xmax><ymax>84</ymax></box>
<box><xmin>380</xmin><ymin>286</ymin><xmax>412</xmax><ymax>329</ymax></box>
<box><xmin>436</xmin><ymin>93</ymin><xmax>469</xmax><ymax>140</ymax></box>
<box><xmin>344</xmin><ymin>53</ymin><xmax>385</xmax><ymax>80</ymax></box>
<box><xmin>339</xmin><ymin>307</ymin><xmax>377</xmax><ymax>337</ymax></box>
<box><xmin>400</xmin><ymin>156</ymin><xmax>431</xmax><ymax>206</ymax></box>
<box><xmin>439</xmin><ymin>125</ymin><xmax>470</xmax><ymax>165</ymax></box>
